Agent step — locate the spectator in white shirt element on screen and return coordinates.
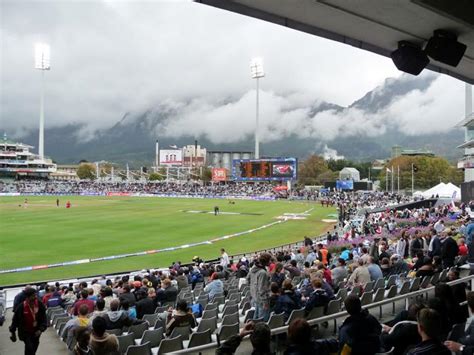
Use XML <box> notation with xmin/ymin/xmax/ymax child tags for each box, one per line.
<box><xmin>220</xmin><ymin>248</ymin><xmax>229</xmax><ymax>267</ymax></box>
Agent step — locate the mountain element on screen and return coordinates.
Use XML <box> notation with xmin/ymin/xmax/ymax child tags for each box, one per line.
<box><xmin>13</xmin><ymin>74</ymin><xmax>464</xmax><ymax>167</ymax></box>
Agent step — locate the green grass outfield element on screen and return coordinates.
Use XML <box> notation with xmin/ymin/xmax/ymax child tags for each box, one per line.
<box><xmin>0</xmin><ymin>196</ymin><xmax>335</xmax><ymax>285</ymax></box>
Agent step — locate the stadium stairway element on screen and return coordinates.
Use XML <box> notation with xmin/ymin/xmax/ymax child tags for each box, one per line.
<box><xmin>0</xmin><ymin>308</ymin><xmax>66</xmax><ymax>355</ymax></box>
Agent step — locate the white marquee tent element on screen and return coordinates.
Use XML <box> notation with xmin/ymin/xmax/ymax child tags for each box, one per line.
<box><xmin>419</xmin><ymin>182</ymin><xmax>461</xmax><ymax>201</ymax></box>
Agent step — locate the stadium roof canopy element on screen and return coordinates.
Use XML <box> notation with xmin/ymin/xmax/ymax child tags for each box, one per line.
<box><xmin>196</xmin><ymin>0</ymin><xmax>474</xmax><ymax>84</ymax></box>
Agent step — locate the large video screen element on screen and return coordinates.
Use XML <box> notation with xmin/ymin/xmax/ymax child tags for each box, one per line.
<box><xmin>232</xmin><ymin>158</ymin><xmax>297</xmax><ymax>181</ymax></box>
<box><xmin>336</xmin><ymin>180</ymin><xmax>354</xmax><ymax>190</ymax></box>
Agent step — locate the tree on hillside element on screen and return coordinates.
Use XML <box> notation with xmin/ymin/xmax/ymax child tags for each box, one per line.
<box><xmin>298</xmin><ymin>155</ymin><xmax>329</xmax><ymax>185</ymax></box>
<box><xmin>316</xmin><ymin>170</ymin><xmax>339</xmax><ymax>184</ymax></box>
<box><xmin>327</xmin><ymin>159</ymin><xmax>373</xmax><ymax>179</ymax></box>
<box><xmin>201</xmin><ymin>167</ymin><xmax>212</xmax><ymax>183</ymax></box>
<box><xmin>77</xmin><ymin>163</ymin><xmax>96</xmax><ymax>180</ymax></box>
<box><xmin>99</xmin><ymin>163</ymin><xmax>114</xmax><ymax>178</ymax></box>
<box><xmin>380</xmin><ymin>155</ymin><xmax>462</xmax><ymax>191</ymax></box>
<box><xmin>148</xmin><ymin>172</ymin><xmax>164</xmax><ymax>181</ymax></box>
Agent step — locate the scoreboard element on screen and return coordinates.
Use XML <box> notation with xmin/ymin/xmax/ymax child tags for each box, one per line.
<box><xmin>232</xmin><ymin>158</ymin><xmax>297</xmax><ymax>181</ymax></box>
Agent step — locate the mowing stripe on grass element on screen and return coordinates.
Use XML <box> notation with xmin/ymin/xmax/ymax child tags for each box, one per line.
<box><xmin>0</xmin><ymin>206</ymin><xmax>315</xmax><ymax>275</ymax></box>
<box><xmin>0</xmin><ymin>218</ymin><xmax>288</xmax><ymax>275</ymax></box>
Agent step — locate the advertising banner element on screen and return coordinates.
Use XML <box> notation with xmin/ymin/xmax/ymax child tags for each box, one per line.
<box><xmin>159</xmin><ymin>149</ymin><xmax>182</xmax><ymax>166</ymax></box>
<box><xmin>212</xmin><ymin>168</ymin><xmax>227</xmax><ymax>181</ymax></box>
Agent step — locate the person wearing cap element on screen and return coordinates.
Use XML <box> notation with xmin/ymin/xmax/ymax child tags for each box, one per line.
<box><xmin>9</xmin><ymin>287</ymin><xmax>47</xmax><ymax>355</ymax></box>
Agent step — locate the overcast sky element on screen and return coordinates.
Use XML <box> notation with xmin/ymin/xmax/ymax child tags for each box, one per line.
<box><xmin>0</xmin><ymin>0</ymin><xmax>468</xmax><ymax>142</ymax></box>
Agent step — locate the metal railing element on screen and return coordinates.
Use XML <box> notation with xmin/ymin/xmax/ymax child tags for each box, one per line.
<box><xmin>169</xmin><ymin>274</ymin><xmax>474</xmax><ymax>354</ymax></box>
<box><xmin>0</xmin><ymin>232</ymin><xmax>330</xmax><ymax>308</ymax></box>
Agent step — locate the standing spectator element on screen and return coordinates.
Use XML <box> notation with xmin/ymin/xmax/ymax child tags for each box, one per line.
<box><xmin>176</xmin><ymin>269</ymin><xmax>189</xmax><ymax>290</ymax></box>
<box><xmin>396</xmin><ymin>235</ymin><xmax>408</xmax><ymax>259</ymax></box>
<box><xmin>248</xmin><ymin>253</ymin><xmax>272</xmax><ymax>321</ymax></box>
<box><xmin>428</xmin><ymin>230</ymin><xmax>442</xmax><ymax>258</ymax></box>
<box><xmin>410</xmin><ymin>233</ymin><xmax>424</xmax><ymax>259</ymax></box>
<box><xmin>220</xmin><ymin>248</ymin><xmax>229</xmax><ymax>268</ymax></box>
<box><xmin>441</xmin><ymin>230</ymin><xmax>459</xmax><ymax>268</ymax></box>
<box><xmin>434</xmin><ymin>219</ymin><xmax>445</xmax><ymax>234</ymax></box>
<box><xmin>338</xmin><ymin>295</ymin><xmax>382</xmax><ymax>355</ymax></box>
<box><xmin>9</xmin><ymin>287</ymin><xmax>47</xmax><ymax>355</ymax></box>
<box><xmin>317</xmin><ymin>243</ymin><xmax>331</xmax><ymax>266</ymax></box>
<box><xmin>406</xmin><ymin>308</ymin><xmax>450</xmax><ymax>355</ymax></box>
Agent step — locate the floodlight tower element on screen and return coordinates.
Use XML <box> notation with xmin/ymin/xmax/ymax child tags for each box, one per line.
<box><xmin>35</xmin><ymin>43</ymin><xmax>51</xmax><ymax>160</ymax></box>
<box><xmin>250</xmin><ymin>57</ymin><xmax>264</xmax><ymax>159</ymax></box>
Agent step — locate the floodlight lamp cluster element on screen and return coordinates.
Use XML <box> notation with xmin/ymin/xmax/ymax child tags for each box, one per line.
<box><xmin>250</xmin><ymin>57</ymin><xmax>265</xmax><ymax>78</ymax></box>
<box><xmin>390</xmin><ymin>29</ymin><xmax>467</xmax><ymax>76</ymax></box>
<box><xmin>35</xmin><ymin>43</ymin><xmax>51</xmax><ymax>70</ymax></box>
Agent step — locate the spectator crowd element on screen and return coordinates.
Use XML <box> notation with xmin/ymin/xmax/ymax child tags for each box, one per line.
<box><xmin>6</xmin><ymin>189</ymin><xmax>474</xmax><ymax>355</ymax></box>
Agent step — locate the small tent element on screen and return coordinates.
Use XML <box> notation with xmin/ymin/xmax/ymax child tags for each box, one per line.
<box><xmin>421</xmin><ymin>182</ymin><xmax>461</xmax><ymax>201</ymax></box>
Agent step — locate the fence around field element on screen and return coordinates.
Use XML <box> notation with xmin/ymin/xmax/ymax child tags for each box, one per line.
<box><xmin>168</xmin><ymin>274</ymin><xmax>474</xmax><ymax>354</ymax></box>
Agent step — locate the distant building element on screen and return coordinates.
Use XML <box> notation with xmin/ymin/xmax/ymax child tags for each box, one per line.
<box><xmin>339</xmin><ymin>167</ymin><xmax>360</xmax><ymax>182</ymax></box>
<box><xmin>207</xmin><ymin>151</ymin><xmax>253</xmax><ymax>171</ymax></box>
<box><xmin>0</xmin><ymin>134</ymin><xmax>56</xmax><ymax>179</ymax></box>
<box><xmin>391</xmin><ymin>145</ymin><xmax>434</xmax><ymax>158</ymax></box>
<box><xmin>50</xmin><ymin>165</ymin><xmax>79</xmax><ymax>180</ymax></box>
<box><xmin>371</xmin><ymin>159</ymin><xmax>387</xmax><ymax>171</ymax></box>
<box><xmin>182</xmin><ymin>144</ymin><xmax>207</xmax><ymax>167</ymax></box>
<box><xmin>458</xmin><ymin>84</ymin><xmax>473</xmax><ymax>203</ymax></box>
<box><xmin>457</xmin><ymin>116</ymin><xmax>474</xmax><ymax>175</ymax></box>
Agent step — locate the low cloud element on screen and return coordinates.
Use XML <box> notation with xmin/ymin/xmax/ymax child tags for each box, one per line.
<box><xmin>150</xmin><ymin>73</ymin><xmax>465</xmax><ymax>144</ymax></box>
